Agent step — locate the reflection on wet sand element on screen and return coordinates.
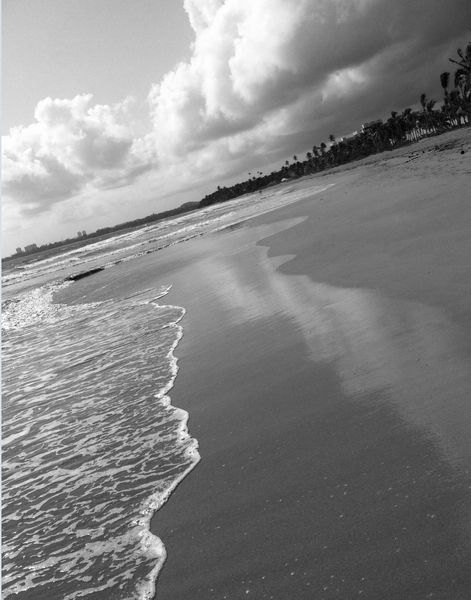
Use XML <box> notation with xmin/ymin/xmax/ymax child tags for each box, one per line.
<box><xmin>195</xmin><ymin>219</ymin><xmax>471</xmax><ymax>469</ymax></box>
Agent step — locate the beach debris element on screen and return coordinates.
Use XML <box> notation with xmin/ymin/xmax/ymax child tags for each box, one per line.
<box><xmin>405</xmin><ymin>153</ymin><xmax>420</xmax><ymax>163</ymax></box>
<box><xmin>65</xmin><ymin>267</ymin><xmax>105</xmax><ymax>282</ymax></box>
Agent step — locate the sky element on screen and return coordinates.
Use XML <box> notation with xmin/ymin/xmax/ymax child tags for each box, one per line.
<box><xmin>2</xmin><ymin>0</ymin><xmax>471</xmax><ymax>256</ymax></box>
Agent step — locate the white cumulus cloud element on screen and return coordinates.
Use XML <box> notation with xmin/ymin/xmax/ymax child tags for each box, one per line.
<box><xmin>146</xmin><ymin>0</ymin><xmax>471</xmax><ymax>167</ymax></box>
<box><xmin>2</xmin><ymin>95</ymin><xmax>151</xmax><ymax>215</ymax></box>
<box><xmin>2</xmin><ymin>0</ymin><xmax>471</xmax><ymax>252</ymax></box>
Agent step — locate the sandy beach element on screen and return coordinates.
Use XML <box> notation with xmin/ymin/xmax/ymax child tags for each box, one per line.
<box><xmin>56</xmin><ymin>127</ymin><xmax>471</xmax><ymax>599</ymax></box>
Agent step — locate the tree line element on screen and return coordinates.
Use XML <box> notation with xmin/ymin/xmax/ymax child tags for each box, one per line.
<box><xmin>4</xmin><ymin>201</ymin><xmax>199</xmax><ymax>262</ymax></box>
<box><xmin>5</xmin><ymin>36</ymin><xmax>470</xmax><ymax>261</ymax></box>
<box><xmin>199</xmin><ymin>37</ymin><xmax>470</xmax><ymax>208</ymax></box>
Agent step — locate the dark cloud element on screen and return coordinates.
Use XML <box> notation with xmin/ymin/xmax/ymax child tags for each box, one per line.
<box><xmin>149</xmin><ymin>0</ymin><xmax>471</xmax><ymax>159</ymax></box>
<box><xmin>2</xmin><ymin>0</ymin><xmax>470</xmax><ymax>226</ymax></box>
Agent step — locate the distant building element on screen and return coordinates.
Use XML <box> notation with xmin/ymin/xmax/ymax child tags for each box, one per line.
<box><xmin>24</xmin><ymin>243</ymin><xmax>38</xmax><ymax>253</ymax></box>
<box><xmin>82</xmin><ymin>230</ymin><xmax>86</xmax><ymax>236</ymax></box>
<box><xmin>77</xmin><ymin>231</ymin><xmax>83</xmax><ymax>238</ymax></box>
<box><xmin>341</xmin><ymin>131</ymin><xmax>358</xmax><ymax>142</ymax></box>
<box><xmin>361</xmin><ymin>120</ymin><xmax>383</xmax><ymax>131</ymax></box>
<box><xmin>16</xmin><ymin>247</ymin><xmax>23</xmax><ymax>254</ymax></box>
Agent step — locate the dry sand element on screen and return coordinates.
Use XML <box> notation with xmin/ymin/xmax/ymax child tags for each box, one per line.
<box><xmin>58</xmin><ymin>127</ymin><xmax>471</xmax><ymax>599</ymax></box>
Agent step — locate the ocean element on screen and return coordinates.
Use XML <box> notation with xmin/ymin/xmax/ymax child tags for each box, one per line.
<box><xmin>2</xmin><ymin>182</ymin><xmax>333</xmax><ymax>599</ymax></box>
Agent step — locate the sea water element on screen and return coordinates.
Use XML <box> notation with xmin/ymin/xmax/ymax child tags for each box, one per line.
<box><xmin>2</xmin><ymin>181</ymin><xmax>333</xmax><ymax>598</ymax></box>
<box><xmin>2</xmin><ymin>283</ymin><xmax>199</xmax><ymax>599</ymax></box>
<box><xmin>2</xmin><ymin>182</ymin><xmax>334</xmax><ymax>290</ymax></box>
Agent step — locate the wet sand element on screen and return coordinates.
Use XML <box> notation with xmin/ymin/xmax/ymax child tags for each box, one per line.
<box><xmin>58</xmin><ymin>128</ymin><xmax>471</xmax><ymax>598</ymax></box>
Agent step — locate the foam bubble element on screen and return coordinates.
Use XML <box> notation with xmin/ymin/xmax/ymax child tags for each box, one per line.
<box><xmin>2</xmin><ymin>284</ymin><xmax>200</xmax><ymax>599</ymax></box>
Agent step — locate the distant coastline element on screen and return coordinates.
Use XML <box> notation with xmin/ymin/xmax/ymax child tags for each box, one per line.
<box><xmin>4</xmin><ymin>35</ymin><xmax>469</xmax><ymax>265</ymax></box>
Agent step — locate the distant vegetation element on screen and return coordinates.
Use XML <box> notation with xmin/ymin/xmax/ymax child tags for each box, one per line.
<box><xmin>200</xmin><ymin>36</ymin><xmax>470</xmax><ymax>207</ymax></box>
<box><xmin>5</xmin><ymin>35</ymin><xmax>470</xmax><ymax>262</ymax></box>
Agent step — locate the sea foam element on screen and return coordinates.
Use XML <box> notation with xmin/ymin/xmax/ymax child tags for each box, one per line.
<box><xmin>2</xmin><ymin>284</ymin><xmax>200</xmax><ymax>599</ymax></box>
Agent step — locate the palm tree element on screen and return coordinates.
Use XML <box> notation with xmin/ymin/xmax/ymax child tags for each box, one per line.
<box><xmin>426</xmin><ymin>99</ymin><xmax>438</xmax><ymax>132</ymax></box>
<box><xmin>454</xmin><ymin>68</ymin><xmax>468</xmax><ymax>89</ymax></box>
<box><xmin>387</xmin><ymin>110</ymin><xmax>404</xmax><ymax>145</ymax></box>
<box><xmin>440</xmin><ymin>72</ymin><xmax>450</xmax><ymax>97</ymax></box>
<box><xmin>447</xmin><ymin>89</ymin><xmax>463</xmax><ymax>125</ymax></box>
<box><xmin>418</xmin><ymin>94</ymin><xmax>432</xmax><ymax>134</ymax></box>
<box><xmin>449</xmin><ymin>39</ymin><xmax>471</xmax><ymax>73</ymax></box>
<box><xmin>305</xmin><ymin>151</ymin><xmax>313</xmax><ymax>172</ymax></box>
<box><xmin>448</xmin><ymin>36</ymin><xmax>471</xmax><ymax>121</ymax></box>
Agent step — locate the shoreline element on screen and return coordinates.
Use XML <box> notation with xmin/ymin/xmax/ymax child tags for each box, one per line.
<box><xmin>151</xmin><ymin>127</ymin><xmax>471</xmax><ymax>598</ymax></box>
<box><xmin>4</xmin><ymin>125</ymin><xmax>468</xmax><ymax>268</ymax></box>
<box><xmin>53</xmin><ymin>126</ymin><xmax>471</xmax><ymax>599</ymax></box>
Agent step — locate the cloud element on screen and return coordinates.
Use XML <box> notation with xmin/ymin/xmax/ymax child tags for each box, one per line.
<box><xmin>148</xmin><ymin>0</ymin><xmax>471</xmax><ymax>161</ymax></box>
<box><xmin>2</xmin><ymin>95</ymin><xmax>152</xmax><ymax>215</ymax></box>
<box><xmin>2</xmin><ymin>0</ymin><xmax>471</xmax><ymax>252</ymax></box>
